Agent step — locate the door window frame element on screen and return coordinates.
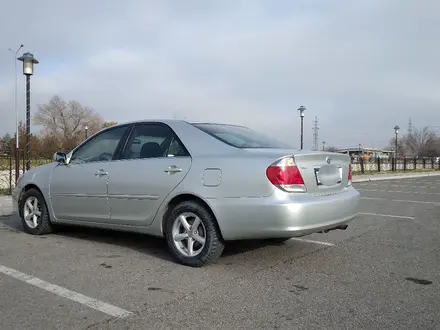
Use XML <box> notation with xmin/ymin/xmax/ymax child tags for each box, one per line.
<box><xmin>114</xmin><ymin>122</ymin><xmax>191</xmax><ymax>161</ymax></box>
<box><xmin>65</xmin><ymin>124</ymin><xmax>134</xmax><ymax>165</ymax></box>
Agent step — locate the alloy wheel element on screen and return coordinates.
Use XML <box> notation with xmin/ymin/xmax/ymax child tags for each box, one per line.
<box><xmin>171</xmin><ymin>212</ymin><xmax>206</xmax><ymax>257</ymax></box>
<box><xmin>23</xmin><ymin>196</ymin><xmax>42</xmax><ymax>229</ymax></box>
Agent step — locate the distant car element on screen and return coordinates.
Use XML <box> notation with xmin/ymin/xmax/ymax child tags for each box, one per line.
<box><xmin>12</xmin><ymin>120</ymin><xmax>360</xmax><ymax>267</ymax></box>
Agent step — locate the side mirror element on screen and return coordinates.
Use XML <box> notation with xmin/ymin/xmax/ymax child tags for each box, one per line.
<box><xmin>53</xmin><ymin>152</ymin><xmax>67</xmax><ymax>163</ymax></box>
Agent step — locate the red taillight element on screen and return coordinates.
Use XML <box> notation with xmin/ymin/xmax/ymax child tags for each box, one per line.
<box><xmin>347</xmin><ymin>164</ymin><xmax>352</xmax><ymax>185</ymax></box>
<box><xmin>266</xmin><ymin>166</ymin><xmax>304</xmax><ymax>185</ymax></box>
<box><xmin>266</xmin><ymin>157</ymin><xmax>306</xmax><ymax>192</ymax></box>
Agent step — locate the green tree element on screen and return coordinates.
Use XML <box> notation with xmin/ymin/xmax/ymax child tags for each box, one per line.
<box><xmin>1</xmin><ymin>133</ymin><xmax>12</xmax><ymax>154</ymax></box>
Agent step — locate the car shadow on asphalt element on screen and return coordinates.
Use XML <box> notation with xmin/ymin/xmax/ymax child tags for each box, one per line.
<box><xmin>0</xmin><ymin>215</ymin><xmax>280</xmax><ymax>264</ymax></box>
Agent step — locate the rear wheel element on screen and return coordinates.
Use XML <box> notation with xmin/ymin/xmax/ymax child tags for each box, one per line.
<box><xmin>19</xmin><ymin>188</ymin><xmax>53</xmax><ymax>235</ymax></box>
<box><xmin>165</xmin><ymin>200</ymin><xmax>225</xmax><ymax>267</ymax></box>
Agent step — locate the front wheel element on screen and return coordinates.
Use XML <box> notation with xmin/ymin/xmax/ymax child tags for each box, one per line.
<box><xmin>19</xmin><ymin>188</ymin><xmax>53</xmax><ymax>235</ymax></box>
<box><xmin>165</xmin><ymin>201</ymin><xmax>225</xmax><ymax>267</ymax></box>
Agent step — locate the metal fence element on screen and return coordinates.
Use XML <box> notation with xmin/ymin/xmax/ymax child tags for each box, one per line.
<box><xmin>351</xmin><ymin>157</ymin><xmax>440</xmax><ymax>173</ymax></box>
<box><xmin>0</xmin><ymin>152</ymin><xmax>52</xmax><ymax>194</ymax></box>
<box><xmin>1</xmin><ymin>153</ymin><xmax>439</xmax><ymax>194</ymax></box>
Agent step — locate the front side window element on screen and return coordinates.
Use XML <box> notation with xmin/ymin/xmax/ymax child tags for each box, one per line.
<box><xmin>192</xmin><ymin>123</ymin><xmax>293</xmax><ymax>149</ymax></box>
<box><xmin>69</xmin><ymin>126</ymin><xmax>129</xmax><ymax>164</ymax></box>
<box><xmin>121</xmin><ymin>124</ymin><xmax>189</xmax><ymax>160</ymax></box>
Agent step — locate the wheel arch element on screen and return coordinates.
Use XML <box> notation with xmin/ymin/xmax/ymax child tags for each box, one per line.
<box><xmin>162</xmin><ymin>193</ymin><xmax>224</xmax><ymax>240</ymax></box>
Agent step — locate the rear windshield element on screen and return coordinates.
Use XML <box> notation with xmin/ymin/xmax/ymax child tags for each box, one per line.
<box><xmin>191</xmin><ymin>123</ymin><xmax>292</xmax><ymax>149</ymax></box>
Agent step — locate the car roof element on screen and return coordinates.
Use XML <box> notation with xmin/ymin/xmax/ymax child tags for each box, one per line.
<box><xmin>110</xmin><ymin>119</ymin><xmax>247</xmax><ymax>129</ymax></box>
<box><xmin>110</xmin><ymin>119</ymin><xmax>187</xmax><ymax>127</ymax></box>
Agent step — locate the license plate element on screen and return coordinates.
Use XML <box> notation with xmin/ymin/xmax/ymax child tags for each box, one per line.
<box><xmin>314</xmin><ymin>165</ymin><xmax>342</xmax><ymax>186</ymax></box>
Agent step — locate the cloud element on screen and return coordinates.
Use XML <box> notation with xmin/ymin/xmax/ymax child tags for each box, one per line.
<box><xmin>1</xmin><ymin>0</ymin><xmax>439</xmax><ymax>149</ymax></box>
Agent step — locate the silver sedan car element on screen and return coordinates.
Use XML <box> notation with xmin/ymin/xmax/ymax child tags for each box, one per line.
<box><xmin>12</xmin><ymin>120</ymin><xmax>360</xmax><ymax>267</ymax></box>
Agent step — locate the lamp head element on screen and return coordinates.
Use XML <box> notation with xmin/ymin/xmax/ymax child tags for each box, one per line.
<box><xmin>17</xmin><ymin>52</ymin><xmax>39</xmax><ymax>75</ymax></box>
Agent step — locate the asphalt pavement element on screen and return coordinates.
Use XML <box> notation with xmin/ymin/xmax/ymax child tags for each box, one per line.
<box><xmin>1</xmin><ymin>177</ymin><xmax>439</xmax><ymax>329</ymax></box>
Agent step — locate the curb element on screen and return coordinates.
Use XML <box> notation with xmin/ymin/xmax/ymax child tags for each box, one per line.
<box><xmin>352</xmin><ymin>172</ymin><xmax>440</xmax><ymax>183</ymax></box>
<box><xmin>0</xmin><ymin>195</ymin><xmax>13</xmax><ymax>217</ymax></box>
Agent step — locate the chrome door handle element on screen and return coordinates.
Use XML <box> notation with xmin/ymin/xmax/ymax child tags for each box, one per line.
<box><xmin>164</xmin><ymin>166</ymin><xmax>182</xmax><ymax>174</ymax></box>
<box><xmin>95</xmin><ymin>169</ymin><xmax>108</xmax><ymax>177</ymax></box>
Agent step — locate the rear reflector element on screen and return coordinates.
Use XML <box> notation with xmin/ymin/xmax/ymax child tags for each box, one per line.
<box><xmin>266</xmin><ymin>157</ymin><xmax>306</xmax><ymax>192</ymax></box>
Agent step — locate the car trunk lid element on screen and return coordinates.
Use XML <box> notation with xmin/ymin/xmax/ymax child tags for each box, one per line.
<box><xmin>243</xmin><ymin>148</ymin><xmax>351</xmax><ymax>194</ymax></box>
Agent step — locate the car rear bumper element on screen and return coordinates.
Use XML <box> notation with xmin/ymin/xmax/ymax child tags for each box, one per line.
<box><xmin>208</xmin><ymin>186</ymin><xmax>360</xmax><ymax>240</ymax></box>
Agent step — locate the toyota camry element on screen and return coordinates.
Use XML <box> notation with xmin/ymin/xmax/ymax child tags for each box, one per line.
<box><xmin>12</xmin><ymin>120</ymin><xmax>360</xmax><ymax>267</ymax></box>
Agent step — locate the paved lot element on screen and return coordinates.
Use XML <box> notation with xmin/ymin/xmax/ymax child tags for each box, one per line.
<box><xmin>1</xmin><ymin>177</ymin><xmax>439</xmax><ymax>329</ymax></box>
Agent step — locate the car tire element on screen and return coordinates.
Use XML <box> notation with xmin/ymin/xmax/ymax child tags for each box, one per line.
<box><xmin>165</xmin><ymin>200</ymin><xmax>225</xmax><ymax>267</ymax></box>
<box><xmin>19</xmin><ymin>188</ymin><xmax>53</xmax><ymax>235</ymax></box>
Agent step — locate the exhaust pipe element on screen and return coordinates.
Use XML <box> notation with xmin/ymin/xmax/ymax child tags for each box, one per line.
<box><xmin>320</xmin><ymin>224</ymin><xmax>348</xmax><ymax>233</ymax></box>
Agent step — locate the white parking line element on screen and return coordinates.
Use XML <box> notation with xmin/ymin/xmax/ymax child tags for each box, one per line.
<box><xmin>0</xmin><ymin>265</ymin><xmax>132</xmax><ymax>318</ymax></box>
<box><xmin>290</xmin><ymin>238</ymin><xmax>334</xmax><ymax>246</ymax></box>
<box><xmin>358</xmin><ymin>189</ymin><xmax>440</xmax><ymax>196</ymax></box>
<box><xmin>361</xmin><ymin>197</ymin><xmax>440</xmax><ymax>205</ymax></box>
<box><xmin>359</xmin><ymin>212</ymin><xmax>415</xmax><ymax>220</ymax></box>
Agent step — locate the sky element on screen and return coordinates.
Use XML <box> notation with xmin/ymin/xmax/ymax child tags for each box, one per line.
<box><xmin>1</xmin><ymin>0</ymin><xmax>439</xmax><ymax>150</ymax></box>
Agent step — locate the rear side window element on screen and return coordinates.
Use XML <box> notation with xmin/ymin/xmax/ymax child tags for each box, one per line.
<box><xmin>192</xmin><ymin>123</ymin><xmax>292</xmax><ymax>149</ymax></box>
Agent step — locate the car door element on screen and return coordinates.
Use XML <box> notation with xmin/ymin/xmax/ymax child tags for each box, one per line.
<box><xmin>49</xmin><ymin>125</ymin><xmax>131</xmax><ymax>222</ymax></box>
<box><xmin>107</xmin><ymin>123</ymin><xmax>192</xmax><ymax>226</ymax></box>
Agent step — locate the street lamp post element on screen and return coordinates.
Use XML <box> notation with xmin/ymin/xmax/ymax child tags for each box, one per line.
<box><xmin>297</xmin><ymin>105</ymin><xmax>306</xmax><ymax>150</ymax></box>
<box><xmin>85</xmin><ymin>124</ymin><xmax>88</xmax><ymax>140</ymax></box>
<box><xmin>17</xmin><ymin>52</ymin><xmax>39</xmax><ymax>171</ymax></box>
<box><xmin>8</xmin><ymin>44</ymin><xmax>23</xmax><ymax>182</ymax></box>
<box><xmin>394</xmin><ymin>125</ymin><xmax>400</xmax><ymax>160</ymax></box>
